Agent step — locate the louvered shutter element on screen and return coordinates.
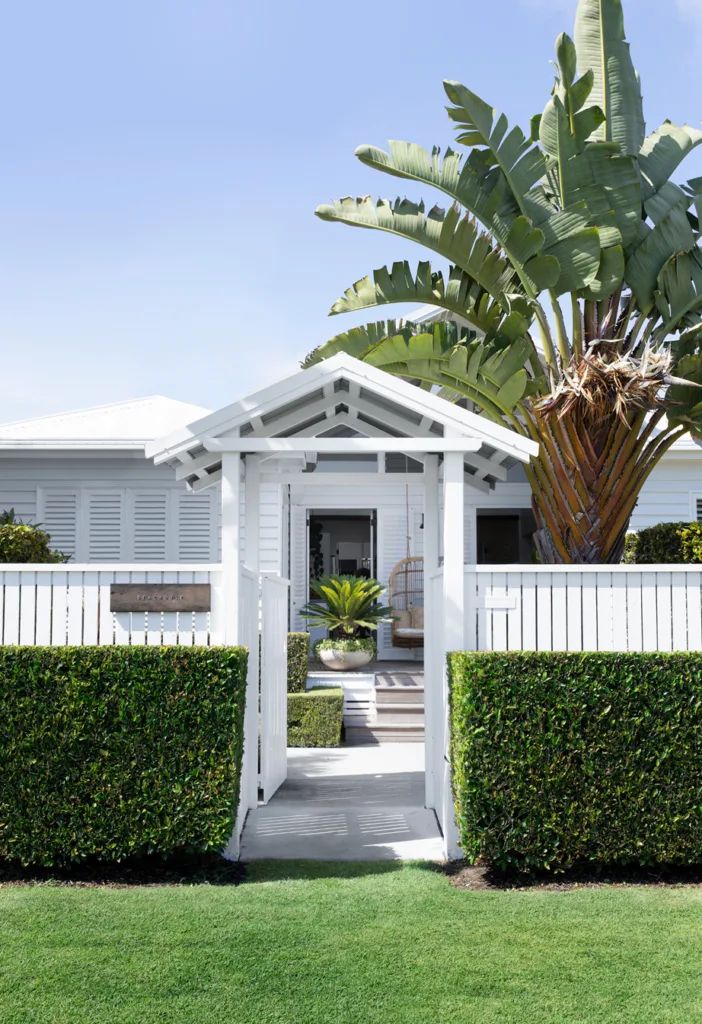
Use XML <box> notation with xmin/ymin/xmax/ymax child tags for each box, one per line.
<box><xmin>87</xmin><ymin>490</ymin><xmax>124</xmax><ymax>562</ymax></box>
<box><xmin>177</xmin><ymin>492</ymin><xmax>214</xmax><ymax>562</ymax></box>
<box><xmin>697</xmin><ymin>498</ymin><xmax>702</xmax><ymax>523</ymax></box>
<box><xmin>38</xmin><ymin>490</ymin><xmax>79</xmax><ymax>560</ymax></box>
<box><xmin>131</xmin><ymin>491</ymin><xmax>169</xmax><ymax>561</ymax></box>
<box><xmin>289</xmin><ymin>505</ymin><xmax>308</xmax><ymax>630</ymax></box>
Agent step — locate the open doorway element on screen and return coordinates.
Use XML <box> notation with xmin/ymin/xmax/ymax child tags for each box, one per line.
<box><xmin>308</xmin><ymin>509</ymin><xmax>376</xmax><ymax>590</ymax></box>
<box><xmin>477</xmin><ymin>508</ymin><xmax>537</xmax><ymax>564</ymax></box>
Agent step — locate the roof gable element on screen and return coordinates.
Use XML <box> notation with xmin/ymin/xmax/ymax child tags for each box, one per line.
<box><xmin>146</xmin><ymin>355</ymin><xmax>538</xmax><ymax>493</ymax></box>
<box><xmin>147</xmin><ymin>354</ymin><xmax>536</xmax><ymax>464</ymax></box>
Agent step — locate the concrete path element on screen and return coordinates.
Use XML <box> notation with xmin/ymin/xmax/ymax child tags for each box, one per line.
<box><xmin>240</xmin><ymin>744</ymin><xmax>444</xmax><ymax>862</ymax></box>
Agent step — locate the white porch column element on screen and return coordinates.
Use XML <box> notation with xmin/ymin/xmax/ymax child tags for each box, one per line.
<box><xmin>244</xmin><ymin>455</ymin><xmax>261</xmax><ymax>572</ymax></box>
<box><xmin>442</xmin><ymin>451</ymin><xmax>466</xmax><ymax>651</ymax></box>
<box><xmin>221</xmin><ymin>452</ymin><xmax>242</xmax><ymax>644</ymax></box>
<box><xmin>440</xmin><ymin>449</ymin><xmax>466</xmax><ymax>859</ymax></box>
<box><xmin>423</xmin><ymin>455</ymin><xmax>439</xmax><ymax>810</ymax></box>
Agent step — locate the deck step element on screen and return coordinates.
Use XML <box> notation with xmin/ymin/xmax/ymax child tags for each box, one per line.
<box><xmin>375</xmin><ymin>687</ymin><xmax>425</xmax><ymax>706</ymax></box>
<box><xmin>345</xmin><ymin>723</ymin><xmax>425</xmax><ymax>745</ymax></box>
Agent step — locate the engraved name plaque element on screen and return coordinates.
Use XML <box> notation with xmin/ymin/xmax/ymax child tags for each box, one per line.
<box><xmin>110</xmin><ymin>584</ymin><xmax>211</xmax><ymax>613</ymax></box>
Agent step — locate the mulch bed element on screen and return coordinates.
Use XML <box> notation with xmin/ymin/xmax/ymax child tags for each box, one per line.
<box><xmin>0</xmin><ymin>852</ymin><xmax>245</xmax><ymax>888</ymax></box>
<box><xmin>444</xmin><ymin>861</ymin><xmax>702</xmax><ymax>892</ymax></box>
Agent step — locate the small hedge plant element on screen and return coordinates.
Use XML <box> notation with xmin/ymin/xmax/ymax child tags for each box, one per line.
<box><xmin>449</xmin><ymin>651</ymin><xmax>702</xmax><ymax>872</ymax></box>
<box><xmin>624</xmin><ymin>522</ymin><xmax>702</xmax><ymax>563</ymax></box>
<box><xmin>0</xmin><ymin>646</ymin><xmax>248</xmax><ymax>866</ymax></box>
<box><xmin>288</xmin><ymin>687</ymin><xmax>344</xmax><ymax>747</ymax></box>
<box><xmin>287</xmin><ymin>632</ymin><xmax>310</xmax><ymax>693</ymax></box>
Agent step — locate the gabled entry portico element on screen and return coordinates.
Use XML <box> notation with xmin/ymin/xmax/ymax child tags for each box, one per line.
<box><xmin>147</xmin><ymin>354</ymin><xmax>538</xmax><ymax>858</ymax></box>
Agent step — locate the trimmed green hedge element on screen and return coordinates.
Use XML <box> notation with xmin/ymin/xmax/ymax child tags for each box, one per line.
<box><xmin>449</xmin><ymin>651</ymin><xmax>702</xmax><ymax>871</ymax></box>
<box><xmin>624</xmin><ymin>522</ymin><xmax>702</xmax><ymax>563</ymax></box>
<box><xmin>287</xmin><ymin>632</ymin><xmax>310</xmax><ymax>693</ymax></box>
<box><xmin>288</xmin><ymin>687</ymin><xmax>343</xmax><ymax>747</ymax></box>
<box><xmin>0</xmin><ymin>646</ymin><xmax>248</xmax><ymax>866</ymax></box>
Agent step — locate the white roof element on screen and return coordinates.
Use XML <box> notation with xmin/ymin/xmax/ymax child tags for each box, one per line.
<box><xmin>0</xmin><ymin>396</ymin><xmax>212</xmax><ymax>450</ymax></box>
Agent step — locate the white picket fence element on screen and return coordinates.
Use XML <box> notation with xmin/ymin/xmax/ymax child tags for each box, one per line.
<box><xmin>0</xmin><ymin>565</ymin><xmax>223</xmax><ymax>646</ymax></box>
<box><xmin>465</xmin><ymin>565</ymin><xmax>702</xmax><ymax>653</ymax></box>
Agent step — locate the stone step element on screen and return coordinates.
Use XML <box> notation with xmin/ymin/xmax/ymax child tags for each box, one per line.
<box><xmin>375</xmin><ymin>686</ymin><xmax>425</xmax><ymax>706</ymax></box>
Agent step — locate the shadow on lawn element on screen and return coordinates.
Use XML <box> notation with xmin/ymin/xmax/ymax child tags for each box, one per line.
<box><xmin>240</xmin><ymin>860</ymin><xmax>409</xmax><ymax>884</ymax></box>
<box><xmin>0</xmin><ymin>852</ymin><xmax>246</xmax><ymax>889</ymax></box>
<box><xmin>0</xmin><ymin>855</ymin><xmax>417</xmax><ymax>889</ymax></box>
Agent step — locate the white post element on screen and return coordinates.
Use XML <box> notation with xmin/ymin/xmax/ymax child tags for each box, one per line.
<box><xmin>441</xmin><ymin>449</ymin><xmax>466</xmax><ymax>859</ymax></box>
<box><xmin>244</xmin><ymin>455</ymin><xmax>261</xmax><ymax>572</ymax></box>
<box><xmin>443</xmin><ymin>451</ymin><xmax>466</xmax><ymax>652</ymax></box>
<box><xmin>423</xmin><ymin>454</ymin><xmax>439</xmax><ymax>810</ymax></box>
<box><xmin>221</xmin><ymin>452</ymin><xmax>242</xmax><ymax>644</ymax></box>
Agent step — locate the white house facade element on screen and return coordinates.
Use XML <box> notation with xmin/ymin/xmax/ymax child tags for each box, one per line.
<box><xmin>0</xmin><ymin>367</ymin><xmax>700</xmax><ymax>664</ymax></box>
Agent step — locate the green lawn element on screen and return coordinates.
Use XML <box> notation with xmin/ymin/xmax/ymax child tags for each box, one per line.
<box><xmin>1</xmin><ymin>862</ymin><xmax>702</xmax><ymax>1024</ymax></box>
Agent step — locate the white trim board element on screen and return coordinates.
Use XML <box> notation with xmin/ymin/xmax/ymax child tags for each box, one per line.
<box><xmin>203</xmin><ymin>437</ymin><xmax>484</xmax><ymax>454</ymax></box>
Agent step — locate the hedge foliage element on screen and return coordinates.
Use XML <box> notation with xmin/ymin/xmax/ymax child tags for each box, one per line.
<box><xmin>0</xmin><ymin>646</ymin><xmax>248</xmax><ymax>866</ymax></box>
<box><xmin>449</xmin><ymin>652</ymin><xmax>702</xmax><ymax>871</ymax></box>
<box><xmin>624</xmin><ymin>522</ymin><xmax>702</xmax><ymax>564</ymax></box>
<box><xmin>288</xmin><ymin>687</ymin><xmax>343</xmax><ymax>747</ymax></box>
<box><xmin>0</xmin><ymin>523</ymin><xmax>67</xmax><ymax>563</ymax></box>
<box><xmin>287</xmin><ymin>632</ymin><xmax>310</xmax><ymax>693</ymax></box>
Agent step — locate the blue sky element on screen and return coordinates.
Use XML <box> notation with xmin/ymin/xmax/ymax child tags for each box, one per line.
<box><xmin>2</xmin><ymin>0</ymin><xmax>702</xmax><ymax>421</ymax></box>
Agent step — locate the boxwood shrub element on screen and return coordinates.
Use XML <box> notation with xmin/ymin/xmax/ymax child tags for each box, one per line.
<box><xmin>288</xmin><ymin>687</ymin><xmax>343</xmax><ymax>747</ymax></box>
<box><xmin>624</xmin><ymin>521</ymin><xmax>702</xmax><ymax>563</ymax></box>
<box><xmin>0</xmin><ymin>646</ymin><xmax>248</xmax><ymax>866</ymax></box>
<box><xmin>449</xmin><ymin>651</ymin><xmax>702</xmax><ymax>871</ymax></box>
<box><xmin>287</xmin><ymin>632</ymin><xmax>310</xmax><ymax>692</ymax></box>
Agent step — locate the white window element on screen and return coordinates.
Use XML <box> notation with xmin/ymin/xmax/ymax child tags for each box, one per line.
<box><xmin>38</xmin><ymin>487</ymin><xmax>216</xmax><ymax>563</ymax></box>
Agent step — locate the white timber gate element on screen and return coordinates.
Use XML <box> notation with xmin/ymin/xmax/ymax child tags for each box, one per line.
<box><xmin>259</xmin><ymin>572</ymin><xmax>290</xmax><ymax>804</ymax></box>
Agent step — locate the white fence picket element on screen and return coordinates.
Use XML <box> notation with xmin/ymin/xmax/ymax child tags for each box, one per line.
<box><xmin>612</xmin><ymin>574</ymin><xmax>628</xmax><ymax>652</ymax></box>
<box><xmin>3</xmin><ymin>571</ymin><xmax>20</xmax><ymax>645</ymax></box>
<box><xmin>82</xmin><ymin>571</ymin><xmax>100</xmax><ymax>644</ymax></box>
<box><xmin>536</xmin><ymin>573</ymin><xmax>552</xmax><ymax>651</ymax></box>
<box><xmin>626</xmin><ymin>572</ymin><xmax>643</xmax><ymax>652</ymax></box>
<box><xmin>688</xmin><ymin>572</ymin><xmax>702</xmax><ymax>650</ymax></box>
<box><xmin>35</xmin><ymin>572</ymin><xmax>53</xmax><ymax>644</ymax></box>
<box><xmin>19</xmin><ymin>572</ymin><xmax>37</xmax><ymax>645</ymax></box>
<box><xmin>520</xmin><ymin>571</ymin><xmax>536</xmax><ymax>651</ymax></box>
<box><xmin>506</xmin><ymin>571</ymin><xmax>522</xmax><ymax>650</ymax></box>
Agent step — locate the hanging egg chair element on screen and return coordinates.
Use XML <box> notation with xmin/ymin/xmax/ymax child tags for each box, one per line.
<box><xmin>388</xmin><ymin>555</ymin><xmax>424</xmax><ymax>649</ymax></box>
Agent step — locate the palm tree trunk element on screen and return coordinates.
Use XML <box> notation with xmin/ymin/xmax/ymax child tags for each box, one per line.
<box><xmin>524</xmin><ymin>410</ymin><xmax>685</xmax><ymax>564</ymax></box>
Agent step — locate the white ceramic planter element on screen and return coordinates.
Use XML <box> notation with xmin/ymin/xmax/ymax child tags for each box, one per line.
<box><xmin>318</xmin><ymin>648</ymin><xmax>373</xmax><ymax>671</ymax></box>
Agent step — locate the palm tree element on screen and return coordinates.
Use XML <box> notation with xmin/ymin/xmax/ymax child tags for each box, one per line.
<box><xmin>305</xmin><ymin>0</ymin><xmax>702</xmax><ymax>564</ymax></box>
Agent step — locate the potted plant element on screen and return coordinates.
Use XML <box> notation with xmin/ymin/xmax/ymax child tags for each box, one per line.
<box><xmin>300</xmin><ymin>575</ymin><xmax>393</xmax><ymax>670</ymax></box>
